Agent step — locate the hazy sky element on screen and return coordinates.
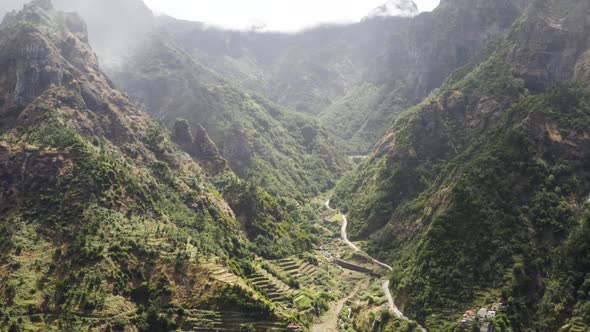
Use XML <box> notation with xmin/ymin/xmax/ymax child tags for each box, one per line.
<box><xmin>143</xmin><ymin>0</ymin><xmax>441</xmax><ymax>31</ymax></box>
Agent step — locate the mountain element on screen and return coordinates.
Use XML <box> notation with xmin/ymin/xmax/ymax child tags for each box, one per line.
<box><xmin>0</xmin><ymin>2</ymin><xmax>319</xmax><ymax>330</ymax></box>
<box><xmin>155</xmin><ymin>16</ymin><xmax>409</xmax><ymax>117</ymax></box>
<box><xmin>155</xmin><ymin>0</ymin><xmax>525</xmax><ymax>154</ymax></box>
<box><xmin>156</xmin><ymin>16</ymin><xmax>414</xmax><ymax>153</ymax></box>
<box><xmin>73</xmin><ymin>0</ymin><xmax>354</xmax><ymax>199</ymax></box>
<box><xmin>106</xmin><ymin>31</ymin><xmax>351</xmax><ymax>200</ymax></box>
<box><xmin>364</xmin><ymin>0</ymin><xmax>419</xmax><ymax>19</ymax></box>
<box><xmin>321</xmin><ymin>0</ymin><xmax>528</xmax><ymax>153</ymax></box>
<box><xmin>334</xmin><ymin>0</ymin><xmax>590</xmax><ymax>329</ymax></box>
<box><xmin>2</xmin><ymin>0</ymin><xmax>590</xmax><ymax>331</ymax></box>
<box><xmin>0</xmin><ymin>0</ymin><xmax>353</xmax><ymax>200</ymax></box>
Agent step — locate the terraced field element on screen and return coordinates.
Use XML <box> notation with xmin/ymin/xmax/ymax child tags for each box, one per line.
<box><xmin>561</xmin><ymin>318</ymin><xmax>589</xmax><ymax>332</ymax></box>
<box><xmin>206</xmin><ymin>264</ymin><xmax>240</xmax><ymax>285</ymax></box>
<box><xmin>248</xmin><ymin>269</ymin><xmax>294</xmax><ymax>305</ymax></box>
<box><xmin>273</xmin><ymin>258</ymin><xmax>319</xmax><ymax>285</ymax></box>
<box><xmin>181</xmin><ymin>310</ymin><xmax>299</xmax><ymax>331</ymax></box>
<box><xmin>184</xmin><ymin>200</ymin><xmax>405</xmax><ymax>332</ymax></box>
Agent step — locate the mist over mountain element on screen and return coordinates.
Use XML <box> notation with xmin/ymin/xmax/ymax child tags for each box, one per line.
<box><xmin>365</xmin><ymin>0</ymin><xmax>419</xmax><ymax>19</ymax></box>
<box><xmin>1</xmin><ymin>0</ymin><xmax>589</xmax><ymax>331</ymax></box>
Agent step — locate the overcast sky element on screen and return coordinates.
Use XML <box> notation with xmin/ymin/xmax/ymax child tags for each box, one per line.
<box><xmin>143</xmin><ymin>0</ymin><xmax>441</xmax><ymax>31</ymax></box>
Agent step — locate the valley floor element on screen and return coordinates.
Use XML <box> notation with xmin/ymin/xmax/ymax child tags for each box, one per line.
<box><xmin>315</xmin><ymin>199</ymin><xmax>427</xmax><ymax>332</ymax></box>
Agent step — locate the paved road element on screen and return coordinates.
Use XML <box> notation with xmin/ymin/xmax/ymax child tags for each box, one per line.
<box><xmin>382</xmin><ymin>280</ymin><xmax>407</xmax><ymax>319</ymax></box>
<box><xmin>325</xmin><ymin>199</ymin><xmax>427</xmax><ymax>332</ymax></box>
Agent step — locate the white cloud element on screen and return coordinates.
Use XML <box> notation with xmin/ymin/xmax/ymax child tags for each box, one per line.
<box><xmin>143</xmin><ymin>0</ymin><xmax>440</xmax><ymax>31</ymax></box>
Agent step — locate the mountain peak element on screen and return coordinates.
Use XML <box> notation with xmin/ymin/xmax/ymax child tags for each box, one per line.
<box><xmin>365</xmin><ymin>0</ymin><xmax>419</xmax><ymax>19</ymax></box>
<box><xmin>26</xmin><ymin>0</ymin><xmax>53</xmax><ymax>11</ymax></box>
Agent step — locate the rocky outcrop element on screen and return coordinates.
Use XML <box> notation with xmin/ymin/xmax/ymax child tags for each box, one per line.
<box><xmin>172</xmin><ymin>118</ymin><xmax>193</xmax><ymax>148</ymax></box>
<box><xmin>193</xmin><ymin>123</ymin><xmax>223</xmax><ymax>162</ymax></box>
<box><xmin>173</xmin><ymin>118</ymin><xmax>228</xmax><ymax>175</ymax></box>
<box><xmin>506</xmin><ymin>0</ymin><xmax>590</xmax><ymax>91</ymax></box>
<box><xmin>0</xmin><ymin>142</ymin><xmax>74</xmax><ymax>213</ymax></box>
<box><xmin>0</xmin><ymin>0</ymin><xmax>149</xmax><ymax>144</ymax></box>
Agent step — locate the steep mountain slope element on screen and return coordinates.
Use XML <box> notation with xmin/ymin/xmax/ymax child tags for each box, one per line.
<box><xmin>157</xmin><ymin>0</ymin><xmax>527</xmax><ymax>154</ymax></box>
<box><xmin>0</xmin><ymin>0</ymin><xmax>351</xmax><ymax>200</ymax></box>
<box><xmin>107</xmin><ymin>32</ymin><xmax>350</xmax><ymax>200</ymax></box>
<box><xmin>156</xmin><ymin>15</ymin><xmax>413</xmax><ymax>118</ymax></box>
<box><xmin>0</xmin><ymin>2</ymin><xmax>314</xmax><ymax>330</ymax></box>
<box><xmin>335</xmin><ymin>0</ymin><xmax>590</xmax><ymax>329</ymax></box>
<box><xmin>321</xmin><ymin>0</ymin><xmax>529</xmax><ymax>153</ymax></box>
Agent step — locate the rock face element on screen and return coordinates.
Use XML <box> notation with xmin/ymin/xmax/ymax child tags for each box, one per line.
<box><xmin>505</xmin><ymin>0</ymin><xmax>590</xmax><ymax>91</ymax></box>
<box><xmin>0</xmin><ymin>0</ymin><xmax>156</xmax><ymax>63</ymax></box>
<box><xmin>0</xmin><ymin>143</ymin><xmax>74</xmax><ymax>213</ymax></box>
<box><xmin>172</xmin><ymin>118</ymin><xmax>194</xmax><ymax>148</ymax></box>
<box><xmin>0</xmin><ymin>0</ymin><xmax>146</xmax><ymax>142</ymax></box>
<box><xmin>192</xmin><ymin>123</ymin><xmax>224</xmax><ymax>162</ymax></box>
<box><xmin>173</xmin><ymin>119</ymin><xmax>228</xmax><ymax>175</ymax></box>
<box><xmin>365</xmin><ymin>0</ymin><xmax>419</xmax><ymax>19</ymax></box>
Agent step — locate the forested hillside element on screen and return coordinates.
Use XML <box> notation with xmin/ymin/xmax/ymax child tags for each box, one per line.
<box><xmin>334</xmin><ymin>0</ymin><xmax>590</xmax><ymax>329</ymax></box>
<box><xmin>0</xmin><ymin>2</ymin><xmax>318</xmax><ymax>330</ymax></box>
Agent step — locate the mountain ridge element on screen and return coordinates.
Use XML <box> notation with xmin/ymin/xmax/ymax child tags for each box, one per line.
<box><xmin>364</xmin><ymin>0</ymin><xmax>419</xmax><ymax>19</ymax></box>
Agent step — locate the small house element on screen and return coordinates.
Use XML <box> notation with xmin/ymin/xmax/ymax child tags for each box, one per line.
<box><xmin>463</xmin><ymin>310</ymin><xmax>476</xmax><ymax>319</ymax></box>
<box><xmin>478</xmin><ymin>308</ymin><xmax>488</xmax><ymax>318</ymax></box>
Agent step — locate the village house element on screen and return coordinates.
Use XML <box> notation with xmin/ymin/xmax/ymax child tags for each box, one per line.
<box><xmin>478</xmin><ymin>308</ymin><xmax>496</xmax><ymax>319</ymax></box>
<box><xmin>463</xmin><ymin>310</ymin><xmax>476</xmax><ymax>320</ymax></box>
<box><xmin>460</xmin><ymin>309</ymin><xmax>477</xmax><ymax>324</ymax></box>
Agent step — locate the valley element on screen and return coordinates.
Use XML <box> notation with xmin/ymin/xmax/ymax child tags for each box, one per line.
<box><xmin>0</xmin><ymin>0</ymin><xmax>589</xmax><ymax>331</ymax></box>
<box><xmin>322</xmin><ymin>199</ymin><xmax>427</xmax><ymax>332</ymax></box>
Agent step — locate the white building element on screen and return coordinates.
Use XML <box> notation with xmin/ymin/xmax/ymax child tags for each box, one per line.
<box><xmin>478</xmin><ymin>308</ymin><xmax>496</xmax><ymax>319</ymax></box>
<box><xmin>478</xmin><ymin>308</ymin><xmax>487</xmax><ymax>318</ymax></box>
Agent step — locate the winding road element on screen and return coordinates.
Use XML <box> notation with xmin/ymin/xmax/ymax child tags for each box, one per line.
<box><xmin>325</xmin><ymin>199</ymin><xmax>427</xmax><ymax>332</ymax></box>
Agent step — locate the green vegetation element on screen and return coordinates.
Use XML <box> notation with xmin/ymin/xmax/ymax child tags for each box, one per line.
<box><xmin>215</xmin><ymin>177</ymin><xmax>316</xmax><ymax>259</ymax></box>
<box><xmin>375</xmin><ymin>311</ymin><xmax>423</xmax><ymax>332</ymax></box>
<box><xmin>320</xmin><ymin>84</ymin><xmax>408</xmax><ymax>154</ymax></box>
<box><xmin>112</xmin><ymin>33</ymin><xmax>352</xmax><ymax>201</ymax></box>
<box><xmin>336</xmin><ymin>73</ymin><xmax>590</xmax><ymax>329</ymax></box>
<box><xmin>3</xmin><ymin>1</ymin><xmax>590</xmax><ymax>331</ymax></box>
<box><xmin>334</xmin><ymin>0</ymin><xmax>590</xmax><ymax>326</ymax></box>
